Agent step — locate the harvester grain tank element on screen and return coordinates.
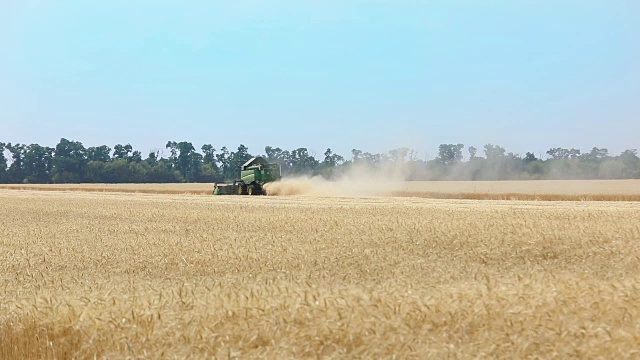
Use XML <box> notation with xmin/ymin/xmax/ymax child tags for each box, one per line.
<box><xmin>213</xmin><ymin>156</ymin><xmax>281</xmax><ymax>195</ymax></box>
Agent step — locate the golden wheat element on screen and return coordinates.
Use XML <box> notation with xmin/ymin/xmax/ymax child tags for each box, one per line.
<box><xmin>1</xmin><ymin>190</ymin><xmax>640</xmax><ymax>358</ymax></box>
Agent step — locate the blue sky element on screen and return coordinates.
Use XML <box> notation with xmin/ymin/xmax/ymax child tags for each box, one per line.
<box><xmin>1</xmin><ymin>1</ymin><xmax>638</xmax><ymax>159</ymax></box>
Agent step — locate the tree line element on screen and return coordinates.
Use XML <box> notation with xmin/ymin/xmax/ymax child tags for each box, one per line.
<box><xmin>0</xmin><ymin>139</ymin><xmax>638</xmax><ymax>184</ymax></box>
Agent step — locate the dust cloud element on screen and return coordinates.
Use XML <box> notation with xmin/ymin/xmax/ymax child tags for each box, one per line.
<box><xmin>263</xmin><ymin>163</ymin><xmax>407</xmax><ymax>197</ymax></box>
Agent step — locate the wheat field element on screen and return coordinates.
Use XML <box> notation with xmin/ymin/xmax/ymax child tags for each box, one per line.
<box><xmin>1</xmin><ymin>188</ymin><xmax>640</xmax><ymax>358</ymax></box>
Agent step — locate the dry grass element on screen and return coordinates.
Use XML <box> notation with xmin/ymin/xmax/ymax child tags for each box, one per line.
<box><xmin>1</xmin><ymin>190</ymin><xmax>640</xmax><ymax>358</ymax></box>
<box><xmin>2</xmin><ymin>179</ymin><xmax>640</xmax><ymax>201</ymax></box>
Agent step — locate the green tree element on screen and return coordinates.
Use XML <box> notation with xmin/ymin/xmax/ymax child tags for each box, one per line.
<box><xmin>569</xmin><ymin>148</ymin><xmax>581</xmax><ymax>158</ymax></box>
<box><xmin>484</xmin><ymin>144</ymin><xmax>506</xmax><ymax>160</ymax></box>
<box><xmin>129</xmin><ymin>150</ymin><xmax>143</xmax><ymax>163</ymax></box>
<box><xmin>523</xmin><ymin>152</ymin><xmax>537</xmax><ymax>162</ymax></box>
<box><xmin>318</xmin><ymin>148</ymin><xmax>343</xmax><ymax>178</ymax></box>
<box><xmin>23</xmin><ymin>144</ymin><xmax>54</xmax><ymax>183</ymax></box>
<box><xmin>84</xmin><ymin>161</ymin><xmax>107</xmax><ymax>183</ymax></box>
<box><xmin>148</xmin><ymin>161</ymin><xmax>182</xmax><ymax>183</ymax></box>
<box><xmin>265</xmin><ymin>146</ymin><xmax>286</xmax><ymax>163</ymax></box>
<box><xmin>163</xmin><ymin>141</ymin><xmax>205</xmax><ymax>182</ymax></box>
<box><xmin>582</xmin><ymin>147</ymin><xmax>609</xmax><ymax>162</ymax></box>
<box><xmin>264</xmin><ymin>146</ymin><xmax>291</xmax><ymax>174</ymax></box>
<box><xmin>86</xmin><ymin>145</ymin><xmax>111</xmax><ymax>162</ymax></box>
<box><xmin>201</xmin><ymin>144</ymin><xmax>216</xmax><ymax>165</ymax></box>
<box><xmin>389</xmin><ymin>148</ymin><xmax>411</xmax><ymax>163</ymax></box>
<box><xmin>215</xmin><ymin>146</ymin><xmax>231</xmax><ymax>178</ymax></box>
<box><xmin>174</xmin><ymin>141</ymin><xmax>198</xmax><ymax>181</ymax></box>
<box><xmin>362</xmin><ymin>152</ymin><xmax>383</xmax><ymax>166</ymax></box>
<box><xmin>468</xmin><ymin>146</ymin><xmax>478</xmax><ymax>160</ymax></box>
<box><xmin>113</xmin><ymin>144</ymin><xmax>133</xmax><ymax>160</ymax></box>
<box><xmin>52</xmin><ymin>138</ymin><xmax>87</xmax><ymax>183</ymax></box>
<box><xmin>189</xmin><ymin>151</ymin><xmax>204</xmax><ymax>182</ymax></box>
<box><xmin>599</xmin><ymin>159</ymin><xmax>625</xmax><ymax>179</ymax></box>
<box><xmin>98</xmin><ymin>159</ymin><xmax>149</xmax><ymax>183</ymax></box>
<box><xmin>165</xmin><ymin>141</ymin><xmax>178</xmax><ymax>163</ymax></box>
<box><xmin>227</xmin><ymin>144</ymin><xmax>253</xmax><ymax>179</ymax></box>
<box><xmin>0</xmin><ymin>142</ymin><xmax>7</xmax><ymax>183</ymax></box>
<box><xmin>351</xmin><ymin>149</ymin><xmax>363</xmax><ymax>162</ymax></box>
<box><xmin>199</xmin><ymin>163</ymin><xmax>219</xmax><ymax>182</ymax></box>
<box><xmin>289</xmin><ymin>148</ymin><xmax>318</xmax><ymax>175</ymax></box>
<box><xmin>547</xmin><ymin>147</ymin><xmax>580</xmax><ymax>160</ymax></box>
<box><xmin>146</xmin><ymin>150</ymin><xmax>159</xmax><ymax>166</ymax></box>
<box><xmin>6</xmin><ymin>143</ymin><xmax>26</xmax><ymax>183</ymax></box>
<box><xmin>437</xmin><ymin>144</ymin><xmax>464</xmax><ymax>164</ymax></box>
<box><xmin>526</xmin><ymin>161</ymin><xmax>545</xmax><ymax>177</ymax></box>
<box><xmin>102</xmin><ymin>159</ymin><xmax>131</xmax><ymax>183</ymax></box>
<box><xmin>619</xmin><ymin>149</ymin><xmax>639</xmax><ymax>178</ymax></box>
<box><xmin>546</xmin><ymin>148</ymin><xmax>562</xmax><ymax>160</ymax></box>
<box><xmin>323</xmin><ymin>148</ymin><xmax>344</xmax><ymax>167</ymax></box>
<box><xmin>200</xmin><ymin>144</ymin><xmax>219</xmax><ymax>180</ymax></box>
<box><xmin>128</xmin><ymin>161</ymin><xmax>150</xmax><ymax>182</ymax></box>
<box><xmin>3</xmin><ymin>138</ymin><xmax>639</xmax><ymax>182</ymax></box>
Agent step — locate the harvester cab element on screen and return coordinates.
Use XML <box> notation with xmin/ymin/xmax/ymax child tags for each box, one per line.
<box><xmin>213</xmin><ymin>157</ymin><xmax>281</xmax><ymax>195</ymax></box>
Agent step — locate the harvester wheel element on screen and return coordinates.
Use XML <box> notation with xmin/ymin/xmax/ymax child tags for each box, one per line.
<box><xmin>247</xmin><ymin>185</ymin><xmax>255</xmax><ymax>195</ymax></box>
<box><xmin>237</xmin><ymin>184</ymin><xmax>246</xmax><ymax>195</ymax></box>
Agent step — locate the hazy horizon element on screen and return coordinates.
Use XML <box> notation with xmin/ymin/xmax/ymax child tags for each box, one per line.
<box><xmin>1</xmin><ymin>1</ymin><xmax>638</xmax><ymax>158</ymax></box>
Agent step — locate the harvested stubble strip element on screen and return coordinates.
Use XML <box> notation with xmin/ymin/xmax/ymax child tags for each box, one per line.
<box><xmin>2</xmin><ymin>185</ymin><xmax>640</xmax><ymax>201</ymax></box>
<box><xmin>389</xmin><ymin>191</ymin><xmax>640</xmax><ymax>202</ymax></box>
<box><xmin>0</xmin><ymin>185</ymin><xmax>211</xmax><ymax>195</ymax></box>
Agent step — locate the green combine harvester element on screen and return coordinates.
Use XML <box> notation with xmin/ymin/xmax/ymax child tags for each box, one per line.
<box><xmin>213</xmin><ymin>157</ymin><xmax>281</xmax><ymax>195</ymax></box>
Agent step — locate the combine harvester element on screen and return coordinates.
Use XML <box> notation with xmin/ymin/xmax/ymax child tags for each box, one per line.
<box><xmin>213</xmin><ymin>157</ymin><xmax>281</xmax><ymax>195</ymax></box>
